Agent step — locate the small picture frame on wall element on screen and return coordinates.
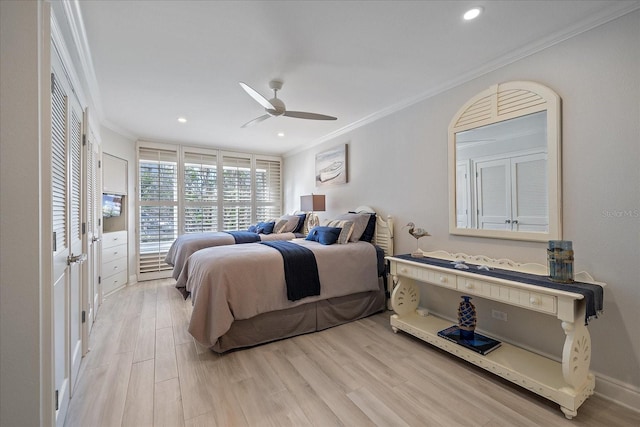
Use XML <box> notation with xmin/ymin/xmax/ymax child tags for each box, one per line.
<box><xmin>315</xmin><ymin>143</ymin><xmax>348</xmax><ymax>186</ymax></box>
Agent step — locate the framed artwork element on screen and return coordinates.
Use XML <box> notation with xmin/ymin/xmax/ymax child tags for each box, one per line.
<box><xmin>315</xmin><ymin>143</ymin><xmax>348</xmax><ymax>186</ymax></box>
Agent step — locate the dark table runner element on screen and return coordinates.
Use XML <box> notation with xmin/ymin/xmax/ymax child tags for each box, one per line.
<box><xmin>261</xmin><ymin>241</ymin><xmax>321</xmax><ymax>301</ymax></box>
<box><xmin>393</xmin><ymin>254</ymin><xmax>603</xmax><ymax>324</ymax></box>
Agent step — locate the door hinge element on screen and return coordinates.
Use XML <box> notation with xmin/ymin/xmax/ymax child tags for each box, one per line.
<box><xmin>98</xmin><ymin>218</ymin><xmax>101</xmax><ymax>227</ymax></box>
<box><xmin>55</xmin><ymin>389</ymin><xmax>59</xmax><ymax>411</ymax></box>
<box><xmin>98</xmin><ymin>160</ymin><xmax>101</xmax><ymax>168</ymax></box>
<box><xmin>51</xmin><ymin>73</ymin><xmax>55</xmax><ymax>94</ymax></box>
<box><xmin>82</xmin><ymin>222</ymin><xmax>86</xmax><ymax>235</ymax></box>
<box><xmin>53</xmin><ymin>232</ymin><xmax>57</xmax><ymax>252</ymax></box>
<box><xmin>98</xmin><ymin>276</ymin><xmax>101</xmax><ymax>284</ymax></box>
<box><xmin>82</xmin><ymin>310</ymin><xmax>86</xmax><ymax>323</ymax></box>
<box><xmin>82</xmin><ymin>134</ymin><xmax>87</xmax><ymax>146</ymax></box>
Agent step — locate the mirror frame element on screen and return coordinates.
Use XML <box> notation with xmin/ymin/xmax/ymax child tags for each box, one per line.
<box><xmin>448</xmin><ymin>81</ymin><xmax>562</xmax><ymax>242</ymax></box>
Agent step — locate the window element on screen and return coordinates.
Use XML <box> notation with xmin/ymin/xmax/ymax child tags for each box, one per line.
<box><xmin>136</xmin><ymin>142</ymin><xmax>282</xmax><ymax>279</ymax></box>
<box><xmin>183</xmin><ymin>149</ymin><xmax>218</xmax><ymax>233</ymax></box>
<box><xmin>222</xmin><ymin>153</ymin><xmax>252</xmax><ymax>231</ymax></box>
<box><xmin>138</xmin><ymin>147</ymin><xmax>178</xmax><ymax>279</ymax></box>
<box><xmin>255</xmin><ymin>157</ymin><xmax>282</xmax><ymax>221</ymax></box>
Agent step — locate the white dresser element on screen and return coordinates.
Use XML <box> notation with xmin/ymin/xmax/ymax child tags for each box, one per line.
<box><xmin>101</xmin><ymin>230</ymin><xmax>128</xmax><ymax>295</ymax></box>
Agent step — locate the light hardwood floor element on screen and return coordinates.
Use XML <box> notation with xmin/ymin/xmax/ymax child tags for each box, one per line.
<box><xmin>64</xmin><ymin>279</ymin><xmax>639</xmax><ymax>427</ymax></box>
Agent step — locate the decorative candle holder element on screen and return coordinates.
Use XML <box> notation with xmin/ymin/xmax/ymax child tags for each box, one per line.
<box><xmin>547</xmin><ymin>240</ymin><xmax>574</xmax><ymax>283</ymax></box>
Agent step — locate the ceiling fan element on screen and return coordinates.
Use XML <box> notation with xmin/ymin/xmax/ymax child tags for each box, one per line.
<box><xmin>239</xmin><ymin>79</ymin><xmax>337</xmax><ymax>128</ymax></box>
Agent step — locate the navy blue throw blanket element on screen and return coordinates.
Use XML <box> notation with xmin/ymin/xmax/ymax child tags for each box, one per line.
<box><xmin>261</xmin><ymin>241</ymin><xmax>321</xmax><ymax>301</ymax></box>
<box><xmin>226</xmin><ymin>231</ymin><xmax>261</xmax><ymax>244</ymax></box>
<box><xmin>395</xmin><ymin>254</ymin><xmax>603</xmax><ymax>325</ymax></box>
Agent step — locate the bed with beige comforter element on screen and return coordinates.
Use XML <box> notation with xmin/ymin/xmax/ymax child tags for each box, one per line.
<box><xmin>175</xmin><ymin>239</ymin><xmax>383</xmax><ymax>352</ymax></box>
<box><xmin>165</xmin><ymin>231</ymin><xmax>299</xmax><ymax>279</ymax></box>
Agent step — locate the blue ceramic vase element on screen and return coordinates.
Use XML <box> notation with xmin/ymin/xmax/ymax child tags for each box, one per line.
<box><xmin>458</xmin><ymin>296</ymin><xmax>476</xmax><ymax>339</ymax></box>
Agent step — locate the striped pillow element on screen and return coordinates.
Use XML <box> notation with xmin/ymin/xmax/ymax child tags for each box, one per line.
<box><xmin>325</xmin><ymin>219</ymin><xmax>354</xmax><ymax>244</ymax></box>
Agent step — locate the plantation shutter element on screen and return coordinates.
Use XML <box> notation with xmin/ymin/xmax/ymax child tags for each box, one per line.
<box><xmin>255</xmin><ymin>157</ymin><xmax>282</xmax><ymax>221</ymax></box>
<box><xmin>222</xmin><ymin>153</ymin><xmax>252</xmax><ymax>230</ymax></box>
<box><xmin>51</xmin><ymin>73</ymin><xmax>67</xmax><ymax>253</ymax></box>
<box><xmin>183</xmin><ymin>150</ymin><xmax>218</xmax><ymax>233</ymax></box>
<box><xmin>138</xmin><ymin>147</ymin><xmax>178</xmax><ymax>278</ymax></box>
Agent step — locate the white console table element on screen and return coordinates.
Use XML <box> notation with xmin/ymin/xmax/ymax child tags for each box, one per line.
<box><xmin>387</xmin><ymin>250</ymin><xmax>605</xmax><ymax>419</ymax></box>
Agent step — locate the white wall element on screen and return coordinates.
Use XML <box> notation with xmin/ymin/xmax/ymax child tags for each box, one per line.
<box><xmin>0</xmin><ymin>2</ymin><xmax>54</xmax><ymax>425</ymax></box>
<box><xmin>101</xmin><ymin>126</ymin><xmax>138</xmax><ymax>284</ymax></box>
<box><xmin>284</xmin><ymin>11</ymin><xmax>640</xmax><ymax>404</ymax></box>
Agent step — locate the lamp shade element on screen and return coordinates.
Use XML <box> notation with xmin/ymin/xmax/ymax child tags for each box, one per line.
<box><xmin>300</xmin><ymin>194</ymin><xmax>326</xmax><ymax>212</ymax></box>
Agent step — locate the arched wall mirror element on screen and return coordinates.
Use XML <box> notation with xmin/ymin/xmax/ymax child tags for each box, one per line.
<box><xmin>448</xmin><ymin>81</ymin><xmax>562</xmax><ymax>242</ymax></box>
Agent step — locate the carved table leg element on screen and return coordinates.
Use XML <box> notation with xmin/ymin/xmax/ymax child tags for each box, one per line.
<box><xmin>390</xmin><ymin>275</ymin><xmax>419</xmax><ymax>317</ymax></box>
<box><xmin>560</xmin><ymin>406</ymin><xmax>577</xmax><ymax>420</ymax></box>
<box><xmin>561</xmin><ymin>321</ymin><xmax>591</xmax><ymax>389</ymax></box>
<box><xmin>559</xmin><ymin>302</ymin><xmax>594</xmax><ymax>418</ymax></box>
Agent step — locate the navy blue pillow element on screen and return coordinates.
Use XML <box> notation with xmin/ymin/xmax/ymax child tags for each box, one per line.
<box><xmin>350</xmin><ymin>212</ymin><xmax>377</xmax><ymax>243</ymax></box>
<box><xmin>248</xmin><ymin>224</ymin><xmax>258</xmax><ymax>233</ymax></box>
<box><xmin>293</xmin><ymin>213</ymin><xmax>307</xmax><ymax>233</ymax></box>
<box><xmin>305</xmin><ymin>226</ymin><xmax>341</xmax><ymax>245</ymax></box>
<box><xmin>256</xmin><ymin>221</ymin><xmax>275</xmax><ymax>234</ymax></box>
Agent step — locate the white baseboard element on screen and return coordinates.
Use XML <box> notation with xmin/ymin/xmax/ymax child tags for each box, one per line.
<box><xmin>128</xmin><ymin>274</ymin><xmax>138</xmax><ymax>285</ymax></box>
<box><xmin>595</xmin><ymin>372</ymin><xmax>640</xmax><ymax>413</ymax></box>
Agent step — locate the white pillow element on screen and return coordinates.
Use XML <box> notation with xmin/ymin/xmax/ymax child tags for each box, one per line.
<box><xmin>325</xmin><ymin>219</ymin><xmax>354</xmax><ymax>244</ymax></box>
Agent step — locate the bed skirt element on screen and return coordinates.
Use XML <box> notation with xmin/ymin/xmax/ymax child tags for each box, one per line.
<box><xmin>211</xmin><ymin>276</ymin><xmax>386</xmax><ymax>353</ymax></box>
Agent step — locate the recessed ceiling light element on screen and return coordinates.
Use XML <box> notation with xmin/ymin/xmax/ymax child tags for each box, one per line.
<box><xmin>463</xmin><ymin>7</ymin><xmax>483</xmax><ymax>21</ymax></box>
<box><xmin>277</xmin><ymin>132</ymin><xmax>285</xmax><ymax>137</ymax></box>
<box><xmin>177</xmin><ymin>117</ymin><xmax>187</xmax><ymax>123</ymax></box>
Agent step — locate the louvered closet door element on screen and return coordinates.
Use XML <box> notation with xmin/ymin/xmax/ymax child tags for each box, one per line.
<box><xmin>511</xmin><ymin>153</ymin><xmax>548</xmax><ymax>232</ymax></box>
<box><xmin>82</xmin><ymin>124</ymin><xmax>101</xmax><ymax>351</ymax></box>
<box><xmin>51</xmin><ymin>63</ymin><xmax>84</xmax><ymax>426</ymax></box>
<box><xmin>475</xmin><ymin>159</ymin><xmax>511</xmax><ymax>230</ymax></box>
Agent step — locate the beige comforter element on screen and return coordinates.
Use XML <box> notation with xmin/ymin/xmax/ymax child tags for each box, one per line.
<box><xmin>176</xmin><ymin>239</ymin><xmax>379</xmax><ymax>348</ymax></box>
<box><xmin>165</xmin><ymin>231</ymin><xmax>298</xmax><ymax>279</ymax></box>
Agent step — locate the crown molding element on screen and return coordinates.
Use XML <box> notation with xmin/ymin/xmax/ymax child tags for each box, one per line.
<box><xmin>60</xmin><ymin>0</ymin><xmax>104</xmax><ymax>121</ymax></box>
<box><xmin>284</xmin><ymin>1</ymin><xmax>640</xmax><ymax>158</ymax></box>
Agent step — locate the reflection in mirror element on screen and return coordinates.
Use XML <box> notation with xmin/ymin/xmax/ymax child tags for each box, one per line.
<box><xmin>448</xmin><ymin>81</ymin><xmax>561</xmax><ymax>242</ymax></box>
<box><xmin>456</xmin><ymin>111</ymin><xmax>547</xmax><ymax>231</ymax></box>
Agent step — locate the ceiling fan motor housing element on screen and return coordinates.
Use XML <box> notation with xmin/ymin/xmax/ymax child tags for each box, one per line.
<box><xmin>269</xmin><ymin>79</ymin><xmax>284</xmax><ymax>91</ymax></box>
<box><xmin>267</xmin><ymin>97</ymin><xmax>286</xmax><ymax>116</ymax></box>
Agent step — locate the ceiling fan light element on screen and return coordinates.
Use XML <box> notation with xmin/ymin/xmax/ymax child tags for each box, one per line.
<box><xmin>463</xmin><ymin>7</ymin><xmax>483</xmax><ymax>21</ymax></box>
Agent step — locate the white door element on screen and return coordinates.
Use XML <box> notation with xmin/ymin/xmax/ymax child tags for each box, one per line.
<box><xmin>51</xmin><ymin>57</ymin><xmax>85</xmax><ymax>427</ymax></box>
<box><xmin>511</xmin><ymin>153</ymin><xmax>548</xmax><ymax>232</ymax></box>
<box><xmin>456</xmin><ymin>161</ymin><xmax>471</xmax><ymax>228</ymax></box>
<box><xmin>475</xmin><ymin>158</ymin><xmax>511</xmax><ymax>230</ymax></box>
<box><xmin>82</xmin><ymin>122</ymin><xmax>101</xmax><ymax>352</ymax></box>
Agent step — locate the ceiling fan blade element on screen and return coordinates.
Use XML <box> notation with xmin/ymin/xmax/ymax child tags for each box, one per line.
<box><xmin>241</xmin><ymin>114</ymin><xmax>271</xmax><ymax>128</ymax></box>
<box><xmin>283</xmin><ymin>111</ymin><xmax>337</xmax><ymax>121</ymax></box>
<box><xmin>239</xmin><ymin>82</ymin><xmax>275</xmax><ymax>110</ymax></box>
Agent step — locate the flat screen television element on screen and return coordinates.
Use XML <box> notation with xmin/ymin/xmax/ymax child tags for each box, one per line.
<box><xmin>102</xmin><ymin>193</ymin><xmax>123</xmax><ymax>218</ymax></box>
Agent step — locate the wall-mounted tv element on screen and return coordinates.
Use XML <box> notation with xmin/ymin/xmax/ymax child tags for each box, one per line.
<box><xmin>102</xmin><ymin>193</ymin><xmax>123</xmax><ymax>218</ymax></box>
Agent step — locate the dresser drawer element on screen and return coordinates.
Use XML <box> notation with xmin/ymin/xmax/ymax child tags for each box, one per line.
<box><xmin>395</xmin><ymin>264</ymin><xmax>456</xmax><ymax>290</ymax></box>
<box><xmin>457</xmin><ymin>277</ymin><xmax>556</xmax><ymax>314</ymax></box>
<box><xmin>102</xmin><ymin>270</ymin><xmax>127</xmax><ymax>295</ymax></box>
<box><xmin>103</xmin><ymin>256</ymin><xmax>127</xmax><ymax>279</ymax></box>
<box><xmin>103</xmin><ymin>231</ymin><xmax>127</xmax><ymax>249</ymax></box>
<box><xmin>521</xmin><ymin>291</ymin><xmax>556</xmax><ymax>314</ymax></box>
<box><xmin>102</xmin><ymin>243</ymin><xmax>126</xmax><ymax>264</ymax></box>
